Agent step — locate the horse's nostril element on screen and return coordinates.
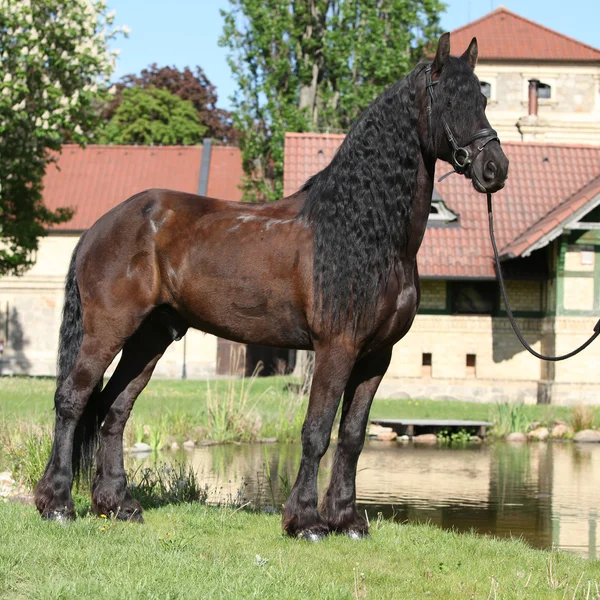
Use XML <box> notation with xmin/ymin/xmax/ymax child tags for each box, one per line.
<box><xmin>483</xmin><ymin>160</ymin><xmax>498</xmax><ymax>181</ymax></box>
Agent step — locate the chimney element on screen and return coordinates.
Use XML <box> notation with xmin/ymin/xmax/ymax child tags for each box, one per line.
<box><xmin>528</xmin><ymin>79</ymin><xmax>540</xmax><ymax>117</ymax></box>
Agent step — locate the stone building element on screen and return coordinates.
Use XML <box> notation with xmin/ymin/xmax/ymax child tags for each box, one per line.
<box><xmin>284</xmin><ymin>133</ymin><xmax>600</xmax><ymax>405</ymax></box>
<box><xmin>450</xmin><ymin>7</ymin><xmax>600</xmax><ymax>144</ymax></box>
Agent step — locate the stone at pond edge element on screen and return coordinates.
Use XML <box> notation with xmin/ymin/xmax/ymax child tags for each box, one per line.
<box><xmin>376</xmin><ymin>431</ymin><xmax>398</xmax><ymax>442</ymax></box>
<box><xmin>368</xmin><ymin>423</ymin><xmax>394</xmax><ymax>437</ymax></box>
<box><xmin>131</xmin><ymin>442</ymin><xmax>151</xmax><ymax>453</ymax></box>
<box><xmin>470</xmin><ymin>435</ymin><xmax>482</xmax><ymax>444</ymax></box>
<box><xmin>551</xmin><ymin>424</ymin><xmax>573</xmax><ymax>439</ymax></box>
<box><xmin>413</xmin><ymin>433</ymin><xmax>438</xmax><ymax>444</ymax></box>
<box><xmin>528</xmin><ymin>427</ymin><xmax>549</xmax><ymax>441</ymax></box>
<box><xmin>573</xmin><ymin>429</ymin><xmax>600</xmax><ymax>443</ymax></box>
<box><xmin>183</xmin><ymin>440</ymin><xmax>196</xmax><ymax>449</ymax></box>
<box><xmin>506</xmin><ymin>432</ymin><xmax>527</xmax><ymax>443</ymax></box>
<box><xmin>170</xmin><ymin>442</ymin><xmax>180</xmax><ymax>452</ymax></box>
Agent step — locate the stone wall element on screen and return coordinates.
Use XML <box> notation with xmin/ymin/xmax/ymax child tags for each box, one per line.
<box><xmin>382</xmin><ymin>312</ymin><xmax>600</xmax><ymax>405</ymax></box>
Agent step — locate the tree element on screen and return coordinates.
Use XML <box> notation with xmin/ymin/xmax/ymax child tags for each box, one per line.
<box><xmin>99</xmin><ymin>86</ymin><xmax>207</xmax><ymax>145</ymax></box>
<box><xmin>0</xmin><ymin>0</ymin><xmax>124</xmax><ymax>276</ymax></box>
<box><xmin>220</xmin><ymin>0</ymin><xmax>444</xmax><ymax>202</ymax></box>
<box><xmin>102</xmin><ymin>64</ymin><xmax>236</xmax><ymax>142</ymax></box>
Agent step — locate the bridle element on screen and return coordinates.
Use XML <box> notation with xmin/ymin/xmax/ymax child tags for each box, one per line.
<box><xmin>424</xmin><ymin>63</ymin><xmax>600</xmax><ymax>362</ymax></box>
<box><xmin>424</xmin><ymin>64</ymin><xmax>499</xmax><ymax>178</ymax></box>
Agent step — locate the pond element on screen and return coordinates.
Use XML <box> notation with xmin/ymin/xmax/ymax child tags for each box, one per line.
<box><xmin>135</xmin><ymin>440</ymin><xmax>600</xmax><ymax>559</ymax></box>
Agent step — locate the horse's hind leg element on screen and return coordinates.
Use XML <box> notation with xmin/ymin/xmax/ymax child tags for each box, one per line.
<box><xmin>282</xmin><ymin>346</ymin><xmax>355</xmax><ymax>539</ymax></box>
<box><xmin>92</xmin><ymin>308</ymin><xmax>187</xmax><ymax>521</ymax></box>
<box><xmin>34</xmin><ymin>333</ymin><xmax>123</xmax><ymax>520</ymax></box>
<box><xmin>321</xmin><ymin>348</ymin><xmax>392</xmax><ymax>537</ymax></box>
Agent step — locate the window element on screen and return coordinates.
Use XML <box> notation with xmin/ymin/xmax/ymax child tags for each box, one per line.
<box><xmin>537</xmin><ymin>82</ymin><xmax>551</xmax><ymax>99</ymax></box>
<box><xmin>466</xmin><ymin>354</ymin><xmax>477</xmax><ymax>378</ymax></box>
<box><xmin>422</xmin><ymin>353</ymin><xmax>432</xmax><ymax>377</ymax></box>
<box><xmin>451</xmin><ymin>282</ymin><xmax>496</xmax><ymax>315</ymax></box>
<box><xmin>480</xmin><ymin>81</ymin><xmax>491</xmax><ymax>99</ymax></box>
<box><xmin>428</xmin><ymin>190</ymin><xmax>458</xmax><ymax>227</ymax></box>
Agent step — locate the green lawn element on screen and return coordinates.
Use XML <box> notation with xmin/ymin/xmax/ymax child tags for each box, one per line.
<box><xmin>1</xmin><ymin>501</ymin><xmax>599</xmax><ymax>600</ymax></box>
<box><xmin>1</xmin><ymin>376</ymin><xmax>595</xmax><ymax>445</ymax></box>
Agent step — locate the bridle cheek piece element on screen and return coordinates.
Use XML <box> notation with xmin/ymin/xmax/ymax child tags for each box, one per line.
<box><xmin>425</xmin><ymin>65</ymin><xmax>499</xmax><ymax>176</ymax></box>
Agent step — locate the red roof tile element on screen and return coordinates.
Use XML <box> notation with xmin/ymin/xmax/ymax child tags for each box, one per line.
<box><xmin>449</xmin><ymin>7</ymin><xmax>600</xmax><ymax>62</ymax></box>
<box><xmin>283</xmin><ymin>132</ymin><xmax>600</xmax><ymax>278</ymax></box>
<box><xmin>43</xmin><ymin>144</ymin><xmax>243</xmax><ymax>230</ymax></box>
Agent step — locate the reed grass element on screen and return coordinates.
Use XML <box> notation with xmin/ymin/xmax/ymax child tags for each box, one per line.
<box><xmin>490</xmin><ymin>402</ymin><xmax>530</xmax><ymax>437</ymax></box>
<box><xmin>570</xmin><ymin>404</ymin><xmax>596</xmax><ymax>432</ymax></box>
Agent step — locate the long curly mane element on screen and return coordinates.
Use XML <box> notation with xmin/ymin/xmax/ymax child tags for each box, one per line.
<box><xmin>300</xmin><ymin>66</ymin><xmax>422</xmax><ymax>332</ymax></box>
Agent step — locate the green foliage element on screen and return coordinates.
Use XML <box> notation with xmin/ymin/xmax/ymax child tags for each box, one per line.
<box><xmin>3</xmin><ymin>423</ymin><xmax>53</xmax><ymax>489</ymax></box>
<box><xmin>99</xmin><ymin>86</ymin><xmax>207</xmax><ymax>145</ymax></box>
<box><xmin>437</xmin><ymin>428</ymin><xmax>472</xmax><ymax>445</ymax></box>
<box><xmin>0</xmin><ymin>0</ymin><xmax>125</xmax><ymax>275</ymax></box>
<box><xmin>128</xmin><ymin>462</ymin><xmax>208</xmax><ymax>510</ymax></box>
<box><xmin>219</xmin><ymin>0</ymin><xmax>445</xmax><ymax>201</ymax></box>
<box><xmin>491</xmin><ymin>402</ymin><xmax>529</xmax><ymax>438</ymax></box>
<box><xmin>103</xmin><ymin>64</ymin><xmax>236</xmax><ymax>142</ymax></box>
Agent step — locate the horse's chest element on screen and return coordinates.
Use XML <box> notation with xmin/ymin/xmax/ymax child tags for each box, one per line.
<box><xmin>374</xmin><ymin>282</ymin><xmax>420</xmax><ymax>347</ymax></box>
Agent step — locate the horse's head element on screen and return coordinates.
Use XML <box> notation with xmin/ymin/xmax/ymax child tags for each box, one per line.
<box><xmin>425</xmin><ymin>33</ymin><xmax>509</xmax><ymax>193</ymax></box>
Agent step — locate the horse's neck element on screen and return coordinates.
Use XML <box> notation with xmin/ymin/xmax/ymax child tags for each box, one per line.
<box><xmin>406</xmin><ymin>153</ymin><xmax>435</xmax><ymax>258</ymax></box>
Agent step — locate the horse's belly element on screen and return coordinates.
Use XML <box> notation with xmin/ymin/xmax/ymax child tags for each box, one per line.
<box><xmin>175</xmin><ymin>276</ymin><xmax>312</xmax><ymax>349</ymax></box>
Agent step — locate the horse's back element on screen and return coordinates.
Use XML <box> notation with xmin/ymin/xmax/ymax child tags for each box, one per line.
<box><xmin>76</xmin><ymin>188</ymin><xmax>314</xmax><ymax>348</ymax></box>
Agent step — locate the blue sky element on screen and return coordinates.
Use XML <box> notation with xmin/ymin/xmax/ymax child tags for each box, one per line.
<box><xmin>109</xmin><ymin>0</ymin><xmax>600</xmax><ymax>110</ymax></box>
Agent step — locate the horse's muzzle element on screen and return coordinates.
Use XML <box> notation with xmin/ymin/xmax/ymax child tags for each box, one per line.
<box><xmin>470</xmin><ymin>143</ymin><xmax>509</xmax><ymax>194</ymax></box>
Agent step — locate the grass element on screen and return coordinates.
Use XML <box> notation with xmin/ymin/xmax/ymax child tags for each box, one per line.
<box><xmin>3</xmin><ymin>377</ymin><xmax>600</xmax><ymax>451</ymax></box>
<box><xmin>3</xmin><ymin>377</ymin><xmax>600</xmax><ymax>597</ymax></box>
<box><xmin>1</xmin><ymin>375</ymin><xmax>309</xmax><ymax>445</ymax></box>
<box><xmin>1</xmin><ymin>501</ymin><xmax>600</xmax><ymax>600</ymax></box>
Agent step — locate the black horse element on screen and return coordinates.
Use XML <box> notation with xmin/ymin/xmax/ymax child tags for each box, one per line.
<box><xmin>35</xmin><ymin>33</ymin><xmax>508</xmax><ymax>539</ymax></box>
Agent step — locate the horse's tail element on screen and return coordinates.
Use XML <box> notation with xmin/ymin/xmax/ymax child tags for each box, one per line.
<box><xmin>56</xmin><ymin>234</ymin><xmax>103</xmax><ymax>482</ymax></box>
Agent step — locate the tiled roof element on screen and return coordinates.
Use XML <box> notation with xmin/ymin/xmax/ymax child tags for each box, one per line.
<box><xmin>283</xmin><ymin>132</ymin><xmax>600</xmax><ymax>278</ymax></box>
<box><xmin>207</xmin><ymin>145</ymin><xmax>244</xmax><ymax>202</ymax></box>
<box><xmin>43</xmin><ymin>144</ymin><xmax>243</xmax><ymax>230</ymax></box>
<box><xmin>449</xmin><ymin>7</ymin><xmax>600</xmax><ymax>62</ymax></box>
<box><xmin>502</xmin><ymin>175</ymin><xmax>600</xmax><ymax>259</ymax></box>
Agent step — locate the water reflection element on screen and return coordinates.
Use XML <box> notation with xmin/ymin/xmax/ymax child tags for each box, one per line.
<box><xmin>136</xmin><ymin>441</ymin><xmax>600</xmax><ymax>558</ymax></box>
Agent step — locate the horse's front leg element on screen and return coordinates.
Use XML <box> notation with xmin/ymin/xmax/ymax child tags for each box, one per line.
<box><xmin>282</xmin><ymin>346</ymin><xmax>355</xmax><ymax>540</ymax></box>
<box><xmin>321</xmin><ymin>347</ymin><xmax>392</xmax><ymax>537</ymax></box>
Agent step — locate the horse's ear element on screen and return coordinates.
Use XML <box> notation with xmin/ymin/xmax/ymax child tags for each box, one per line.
<box><xmin>431</xmin><ymin>32</ymin><xmax>451</xmax><ymax>76</ymax></box>
<box><xmin>461</xmin><ymin>37</ymin><xmax>478</xmax><ymax>70</ymax></box>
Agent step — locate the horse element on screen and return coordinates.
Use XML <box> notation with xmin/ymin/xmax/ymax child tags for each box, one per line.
<box><xmin>35</xmin><ymin>33</ymin><xmax>508</xmax><ymax>539</ymax></box>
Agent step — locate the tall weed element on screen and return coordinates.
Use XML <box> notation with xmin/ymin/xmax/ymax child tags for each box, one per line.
<box><xmin>570</xmin><ymin>404</ymin><xmax>595</xmax><ymax>432</ymax></box>
<box><xmin>206</xmin><ymin>349</ymin><xmax>264</xmax><ymax>442</ymax></box>
<box><xmin>3</xmin><ymin>423</ymin><xmax>53</xmax><ymax>489</ymax></box>
<box><xmin>128</xmin><ymin>462</ymin><xmax>208</xmax><ymax>509</ymax></box>
<box><xmin>491</xmin><ymin>402</ymin><xmax>529</xmax><ymax>437</ymax></box>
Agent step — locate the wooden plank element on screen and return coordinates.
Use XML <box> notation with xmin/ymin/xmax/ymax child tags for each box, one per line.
<box><xmin>371</xmin><ymin>419</ymin><xmax>492</xmax><ymax>427</ymax></box>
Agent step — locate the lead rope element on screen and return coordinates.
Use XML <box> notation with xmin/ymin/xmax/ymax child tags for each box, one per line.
<box><xmin>487</xmin><ymin>192</ymin><xmax>600</xmax><ymax>361</ymax></box>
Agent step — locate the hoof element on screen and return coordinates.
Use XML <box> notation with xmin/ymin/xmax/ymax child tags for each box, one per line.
<box><xmin>298</xmin><ymin>529</ymin><xmax>328</xmax><ymax>542</ymax></box>
<box><xmin>346</xmin><ymin>530</ymin><xmax>370</xmax><ymax>540</ymax></box>
<box><xmin>116</xmin><ymin>508</ymin><xmax>144</xmax><ymax>523</ymax></box>
<box><xmin>41</xmin><ymin>509</ymin><xmax>75</xmax><ymax>524</ymax></box>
